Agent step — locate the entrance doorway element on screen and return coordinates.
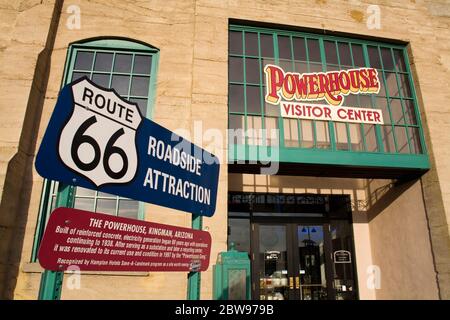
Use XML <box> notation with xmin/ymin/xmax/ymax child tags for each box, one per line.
<box><xmin>228</xmin><ymin>192</ymin><xmax>358</xmax><ymax>300</ymax></box>
<box><xmin>253</xmin><ymin>222</ymin><xmax>333</xmax><ymax>300</ymax></box>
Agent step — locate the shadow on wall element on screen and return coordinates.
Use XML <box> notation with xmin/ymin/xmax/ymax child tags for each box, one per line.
<box><xmin>0</xmin><ymin>0</ymin><xmax>63</xmax><ymax>299</ymax></box>
<box><xmin>228</xmin><ymin>173</ymin><xmax>418</xmax><ymax>223</ymax></box>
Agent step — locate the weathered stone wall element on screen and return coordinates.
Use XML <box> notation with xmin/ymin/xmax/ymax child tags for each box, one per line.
<box><xmin>0</xmin><ymin>0</ymin><xmax>449</xmax><ymax>299</ymax></box>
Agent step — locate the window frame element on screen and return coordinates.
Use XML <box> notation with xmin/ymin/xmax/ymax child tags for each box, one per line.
<box><xmin>31</xmin><ymin>38</ymin><xmax>159</xmax><ymax>262</ymax></box>
<box><xmin>228</xmin><ymin>24</ymin><xmax>429</xmax><ymax>170</ymax></box>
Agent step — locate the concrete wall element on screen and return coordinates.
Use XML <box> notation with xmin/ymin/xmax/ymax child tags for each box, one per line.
<box><xmin>368</xmin><ymin>179</ymin><xmax>439</xmax><ymax>299</ymax></box>
<box><xmin>0</xmin><ymin>0</ymin><xmax>449</xmax><ymax>299</ymax></box>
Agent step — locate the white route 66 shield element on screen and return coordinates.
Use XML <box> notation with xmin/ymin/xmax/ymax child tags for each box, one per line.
<box><xmin>58</xmin><ymin>79</ymin><xmax>142</xmax><ymax>187</ymax></box>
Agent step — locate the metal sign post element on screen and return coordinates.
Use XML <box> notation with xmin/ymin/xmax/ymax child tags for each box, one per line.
<box><xmin>37</xmin><ymin>183</ymin><xmax>75</xmax><ymax>300</ymax></box>
<box><xmin>187</xmin><ymin>215</ymin><xmax>202</xmax><ymax>300</ymax></box>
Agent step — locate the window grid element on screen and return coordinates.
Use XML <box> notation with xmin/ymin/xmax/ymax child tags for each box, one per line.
<box><xmin>32</xmin><ymin>41</ymin><xmax>158</xmax><ymax>262</ymax></box>
<box><xmin>228</xmin><ymin>26</ymin><xmax>426</xmax><ymax>156</ymax></box>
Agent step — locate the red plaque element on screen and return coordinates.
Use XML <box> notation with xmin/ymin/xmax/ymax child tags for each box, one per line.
<box><xmin>38</xmin><ymin>207</ymin><xmax>212</xmax><ymax>272</ymax></box>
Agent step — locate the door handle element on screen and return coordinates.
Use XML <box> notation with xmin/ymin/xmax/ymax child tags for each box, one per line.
<box><xmin>289</xmin><ymin>277</ymin><xmax>294</xmax><ymax>289</ymax></box>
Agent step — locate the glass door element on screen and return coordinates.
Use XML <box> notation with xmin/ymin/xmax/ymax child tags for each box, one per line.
<box><xmin>252</xmin><ymin>222</ymin><xmax>337</xmax><ymax>300</ymax></box>
<box><xmin>254</xmin><ymin>224</ymin><xmax>292</xmax><ymax>300</ymax></box>
<box><xmin>296</xmin><ymin>225</ymin><xmax>333</xmax><ymax>300</ymax></box>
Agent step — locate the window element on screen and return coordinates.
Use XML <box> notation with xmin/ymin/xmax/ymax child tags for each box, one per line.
<box><xmin>228</xmin><ymin>25</ymin><xmax>429</xmax><ymax>170</ymax></box>
<box><xmin>32</xmin><ymin>39</ymin><xmax>159</xmax><ymax>261</ymax></box>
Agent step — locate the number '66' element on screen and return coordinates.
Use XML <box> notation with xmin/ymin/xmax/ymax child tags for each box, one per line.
<box><xmin>70</xmin><ymin>115</ymin><xmax>129</xmax><ymax>179</ymax></box>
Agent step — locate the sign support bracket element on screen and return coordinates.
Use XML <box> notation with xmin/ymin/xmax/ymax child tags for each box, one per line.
<box><xmin>37</xmin><ymin>183</ymin><xmax>75</xmax><ymax>300</ymax></box>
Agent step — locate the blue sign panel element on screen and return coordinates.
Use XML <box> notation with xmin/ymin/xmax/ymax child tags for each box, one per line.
<box><xmin>36</xmin><ymin>77</ymin><xmax>220</xmax><ymax>217</ymax></box>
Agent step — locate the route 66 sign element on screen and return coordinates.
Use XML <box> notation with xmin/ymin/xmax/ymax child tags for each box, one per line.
<box><xmin>36</xmin><ymin>77</ymin><xmax>220</xmax><ymax>217</ymax></box>
<box><xmin>58</xmin><ymin>79</ymin><xmax>141</xmax><ymax>186</ymax></box>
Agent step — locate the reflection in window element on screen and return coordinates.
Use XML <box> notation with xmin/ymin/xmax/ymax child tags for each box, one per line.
<box><xmin>334</xmin><ymin>122</ymin><xmax>349</xmax><ymax>151</ymax></box>
<box><xmin>315</xmin><ymin>121</ymin><xmax>330</xmax><ymax>149</ymax></box>
<box><xmin>349</xmin><ymin>124</ymin><xmax>363</xmax><ymax>151</ymax></box>
<box><xmin>381</xmin><ymin>125</ymin><xmax>396</xmax><ymax>153</ymax></box>
<box><xmin>300</xmin><ymin>120</ymin><xmax>314</xmax><ymax>148</ymax></box>
<box><xmin>284</xmin><ymin>119</ymin><xmax>299</xmax><ymax>147</ymax></box>
<box><xmin>227</xmin><ymin>218</ymin><xmax>250</xmax><ymax>254</ymax></box>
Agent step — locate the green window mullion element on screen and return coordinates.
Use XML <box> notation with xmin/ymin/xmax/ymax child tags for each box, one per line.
<box><xmin>93</xmin><ymin>191</ymin><xmax>99</xmax><ymax>212</ymax></box>
<box><xmin>66</xmin><ymin>48</ymin><xmax>78</xmax><ymax>83</ymax></box>
<box><xmin>321</xmin><ymin>38</ymin><xmax>336</xmax><ymax>151</ymax></box>
<box><xmin>362</xmin><ymin>44</ymin><xmax>384</xmax><ymax>153</ymax></box>
<box><xmin>89</xmin><ymin>50</ymin><xmax>97</xmax><ymax>80</ymax></box>
<box><xmin>273</xmin><ymin>33</ymin><xmax>286</xmax><ymax>148</ymax></box>
<box><xmin>242</xmin><ymin>32</ymin><xmax>249</xmax><ymax>145</ymax></box>
<box><xmin>257</xmin><ymin>32</ymin><xmax>266</xmax><ymax>146</ymax></box>
<box><xmin>389</xmin><ymin>48</ymin><xmax>413</xmax><ymax>154</ymax></box>
<box><xmin>108</xmin><ymin>53</ymin><xmax>116</xmax><ymax>88</ymax></box>
<box><xmin>304</xmin><ymin>38</ymin><xmax>317</xmax><ymax>148</ymax></box>
<box><xmin>402</xmin><ymin>47</ymin><xmax>427</xmax><ymax>154</ymax></box>
<box><xmin>289</xmin><ymin>35</ymin><xmax>301</xmax><ymax>148</ymax></box>
<box><xmin>377</xmin><ymin>46</ymin><xmax>399</xmax><ymax>153</ymax></box>
<box><xmin>349</xmin><ymin>42</ymin><xmax>368</xmax><ymax>152</ymax></box>
<box><xmin>115</xmin><ymin>197</ymin><xmax>120</xmax><ymax>217</ymax></box>
<box><xmin>125</xmin><ymin>53</ymin><xmax>136</xmax><ymax>99</ymax></box>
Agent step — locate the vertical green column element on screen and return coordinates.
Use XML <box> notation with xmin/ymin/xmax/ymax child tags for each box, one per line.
<box><xmin>187</xmin><ymin>215</ymin><xmax>202</xmax><ymax>300</ymax></box>
<box><xmin>38</xmin><ymin>184</ymin><xmax>75</xmax><ymax>300</ymax></box>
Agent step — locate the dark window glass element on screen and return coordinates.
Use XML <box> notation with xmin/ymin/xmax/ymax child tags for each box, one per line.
<box><xmin>324</xmin><ymin>41</ymin><xmax>338</xmax><ymax>65</ymax></box>
<box><xmin>394</xmin><ymin>126</ymin><xmax>409</xmax><ymax>153</ymax></box>
<box><xmin>74</xmin><ymin>51</ymin><xmax>94</xmax><ymax>70</ymax></box>
<box><xmin>307</xmin><ymin>39</ymin><xmax>321</xmax><ymax>62</ymax></box>
<box><xmin>351</xmin><ymin>44</ymin><xmax>365</xmax><ymax>67</ymax></box>
<box><xmin>385</xmin><ymin>72</ymin><xmax>399</xmax><ymax>97</ymax></box>
<box><xmin>403</xmin><ymin>100</ymin><xmax>417</xmax><ymax>125</ymax></box>
<box><xmin>130</xmin><ymin>76</ymin><xmax>150</xmax><ymax>96</ymax></box>
<box><xmin>278</xmin><ymin>36</ymin><xmax>292</xmax><ymax>60</ymax></box>
<box><xmin>129</xmin><ymin>98</ymin><xmax>148</xmax><ymax>116</ymax></box>
<box><xmin>389</xmin><ymin>98</ymin><xmax>404</xmax><ymax>124</ymax></box>
<box><xmin>92</xmin><ymin>73</ymin><xmax>110</xmax><ymax>87</ymax></box>
<box><xmin>293</xmin><ymin>37</ymin><xmax>307</xmax><ymax>61</ymax></box>
<box><xmin>408</xmin><ymin>127</ymin><xmax>422</xmax><ymax>154</ymax></box>
<box><xmin>245</xmin><ymin>58</ymin><xmax>260</xmax><ymax>84</ymax></box>
<box><xmin>245</xmin><ymin>32</ymin><xmax>258</xmax><ymax>56</ymax></box>
<box><xmin>367</xmin><ymin>46</ymin><xmax>382</xmax><ymax>69</ymax></box>
<box><xmin>111</xmin><ymin>75</ymin><xmax>130</xmax><ymax>96</ymax></box>
<box><xmin>358</xmin><ymin>94</ymin><xmax>372</xmax><ymax>108</ymax></box>
<box><xmin>338</xmin><ymin>43</ymin><xmax>352</xmax><ymax>67</ymax></box>
<box><xmin>375</xmin><ymin>97</ymin><xmax>390</xmax><ymax>124</ymax></box>
<box><xmin>364</xmin><ymin>124</ymin><xmax>378</xmax><ymax>152</ymax></box>
<box><xmin>295</xmin><ymin>61</ymin><xmax>308</xmax><ymax>73</ymax></box>
<box><xmin>72</xmin><ymin>72</ymin><xmax>90</xmax><ymax>81</ymax></box>
<box><xmin>398</xmin><ymin>74</ymin><xmax>412</xmax><ymax>97</ymax></box>
<box><xmin>309</xmin><ymin>63</ymin><xmax>322</xmax><ymax>73</ymax></box>
<box><xmin>393</xmin><ymin>49</ymin><xmax>406</xmax><ymax>72</ymax></box>
<box><xmin>93</xmin><ymin>52</ymin><xmax>113</xmax><ymax>72</ymax></box>
<box><xmin>229</xmin><ymin>114</ymin><xmax>245</xmax><ymax>145</ymax></box>
<box><xmin>246</xmin><ymin>86</ymin><xmax>261</xmax><ymax>114</ymax></box>
<box><xmin>260</xmin><ymin>34</ymin><xmax>274</xmax><ymax>57</ymax></box>
<box><xmin>227</xmin><ymin>218</ymin><xmax>250</xmax><ymax>254</ymax></box>
<box><xmin>114</xmin><ymin>54</ymin><xmax>132</xmax><ymax>73</ymax></box>
<box><xmin>381</xmin><ymin>125</ymin><xmax>396</xmax><ymax>153</ymax></box>
<box><xmin>229</xmin><ymin>57</ymin><xmax>244</xmax><ymax>82</ymax></box>
<box><xmin>133</xmin><ymin>55</ymin><xmax>152</xmax><ymax>74</ymax></box>
<box><xmin>229</xmin><ymin>84</ymin><xmax>245</xmax><ymax>113</ymax></box>
<box><xmin>380</xmin><ymin>48</ymin><xmax>394</xmax><ymax>70</ymax></box>
<box><xmin>229</xmin><ymin>31</ymin><xmax>243</xmax><ymax>55</ymax></box>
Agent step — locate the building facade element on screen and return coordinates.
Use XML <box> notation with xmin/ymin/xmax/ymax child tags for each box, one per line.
<box><xmin>0</xmin><ymin>0</ymin><xmax>449</xmax><ymax>300</ymax></box>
